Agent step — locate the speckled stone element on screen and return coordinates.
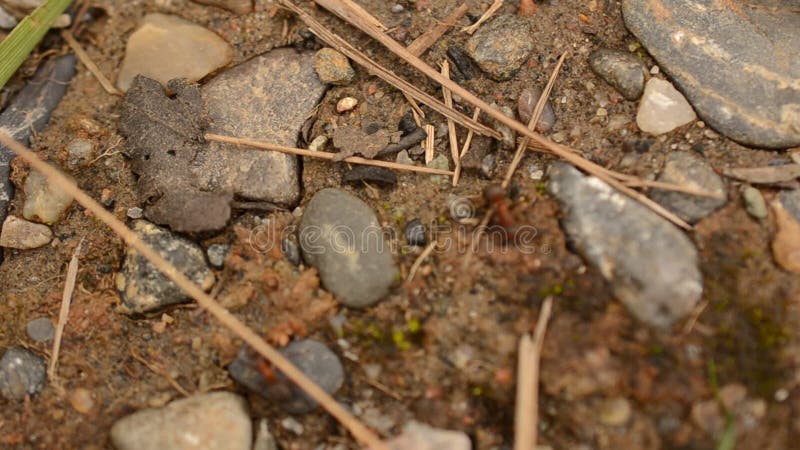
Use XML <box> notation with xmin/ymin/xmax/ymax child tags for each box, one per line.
<box><xmin>0</xmin><ymin>215</ymin><xmax>52</xmax><ymax>249</ymax></box>
<box><xmin>465</xmin><ymin>15</ymin><xmax>534</xmax><ymax>81</ymax></box>
<box><xmin>313</xmin><ymin>48</ymin><xmax>355</xmax><ymax>85</ymax></box>
<box><xmin>115</xmin><ymin>220</ymin><xmax>214</xmax><ymax>314</ymax></box>
<box><xmin>0</xmin><ymin>347</ymin><xmax>46</xmax><ymax>401</ymax></box>
<box><xmin>650</xmin><ymin>151</ymin><xmax>727</xmax><ymax>223</ymax></box>
<box><xmin>589</xmin><ymin>48</ymin><xmax>646</xmax><ymax>100</ymax></box>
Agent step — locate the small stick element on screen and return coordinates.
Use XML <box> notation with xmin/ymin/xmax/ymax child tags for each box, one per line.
<box><xmin>459</xmin><ymin>108</ymin><xmax>481</xmax><ymax>159</ymax></box>
<box><xmin>463</xmin><ymin>0</ymin><xmax>504</xmax><ymax>35</ymax></box>
<box><xmin>205</xmin><ymin>133</ymin><xmax>453</xmax><ymax>176</ymax></box>
<box><xmin>514</xmin><ymin>296</ymin><xmax>554</xmax><ymax>450</ymax></box>
<box><xmin>295</xmin><ymin>0</ymin><xmax>499</xmax><ymax>139</ymax></box>
<box><xmin>503</xmin><ymin>52</ymin><xmax>566</xmax><ymax>189</ymax></box>
<box><xmin>423</xmin><ymin>124</ymin><xmax>435</xmax><ymax>164</ymax></box>
<box><xmin>440</xmin><ymin>61</ymin><xmax>461</xmax><ymax>186</ymax></box>
<box><xmin>48</xmin><ymin>238</ymin><xmax>82</xmax><ymax>381</ymax></box>
<box><xmin>130</xmin><ymin>348</ymin><xmax>192</xmax><ymax>397</ymax></box>
<box><xmin>60</xmin><ymin>30</ymin><xmax>121</xmax><ymax>96</ymax></box>
<box><xmin>406</xmin><ymin>240</ymin><xmax>437</xmax><ymax>283</ymax></box>
<box><xmin>0</xmin><ymin>132</ymin><xmax>389</xmax><ymax>450</ymax></box>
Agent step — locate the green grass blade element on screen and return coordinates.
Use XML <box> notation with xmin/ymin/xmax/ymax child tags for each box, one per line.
<box><xmin>0</xmin><ymin>0</ymin><xmax>73</xmax><ymax>90</ymax></box>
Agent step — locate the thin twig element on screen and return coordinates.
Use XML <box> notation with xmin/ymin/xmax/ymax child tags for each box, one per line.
<box><xmin>205</xmin><ymin>133</ymin><xmax>453</xmax><ymax>176</ymax></box>
<box><xmin>304</xmin><ymin>0</ymin><xmax>692</xmax><ymax>229</ymax></box>
<box><xmin>440</xmin><ymin>61</ymin><xmax>461</xmax><ymax>186</ymax></box>
<box><xmin>503</xmin><ymin>52</ymin><xmax>566</xmax><ymax>189</ymax></box>
<box><xmin>48</xmin><ymin>238</ymin><xmax>82</xmax><ymax>382</ymax></box>
<box><xmin>406</xmin><ymin>240</ymin><xmax>437</xmax><ymax>284</ymax></box>
<box><xmin>463</xmin><ymin>0</ymin><xmax>504</xmax><ymax>34</ymax></box>
<box><xmin>130</xmin><ymin>348</ymin><xmax>192</xmax><ymax>397</ymax></box>
<box><xmin>60</xmin><ymin>30</ymin><xmax>121</xmax><ymax>96</ymax></box>
<box><xmin>424</xmin><ymin>124</ymin><xmax>435</xmax><ymax>164</ymax></box>
<box><xmin>0</xmin><ymin>132</ymin><xmax>389</xmax><ymax>450</ymax></box>
<box><xmin>285</xmin><ymin>0</ymin><xmax>499</xmax><ymax>139</ymax></box>
<box><xmin>459</xmin><ymin>108</ymin><xmax>481</xmax><ymax>159</ymax></box>
<box><xmin>514</xmin><ymin>296</ymin><xmax>554</xmax><ymax>450</ymax></box>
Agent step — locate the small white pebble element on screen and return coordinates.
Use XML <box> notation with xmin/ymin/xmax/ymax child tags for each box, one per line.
<box><xmin>308</xmin><ymin>135</ymin><xmax>328</xmax><ymax>151</ymax></box>
<box><xmin>774</xmin><ymin>388</ymin><xmax>789</xmax><ymax>402</ymax></box>
<box><xmin>337</xmin><ymin>97</ymin><xmax>358</xmax><ymax>113</ymax></box>
<box><xmin>391</xmin><ymin>4</ymin><xmax>404</xmax><ymax>13</ymax></box>
<box><xmin>650</xmin><ymin>65</ymin><xmax>660</xmax><ymax>74</ymax></box>
<box><xmin>281</xmin><ymin>417</ymin><xmax>304</xmax><ymax>435</ymax></box>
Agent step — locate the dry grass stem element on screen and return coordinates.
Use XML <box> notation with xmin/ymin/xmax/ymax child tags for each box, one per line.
<box><xmin>424</xmin><ymin>124</ymin><xmax>435</xmax><ymax>164</ymax></box>
<box><xmin>0</xmin><ymin>132</ymin><xmax>389</xmax><ymax>450</ymax></box>
<box><xmin>60</xmin><ymin>30</ymin><xmax>121</xmax><ymax>96</ymax></box>
<box><xmin>406</xmin><ymin>3</ymin><xmax>469</xmax><ymax>56</ymax></box>
<box><xmin>48</xmin><ymin>238</ymin><xmax>82</xmax><ymax>382</ymax></box>
<box><xmin>406</xmin><ymin>240</ymin><xmax>437</xmax><ymax>283</ymax></box>
<box><xmin>440</xmin><ymin>61</ymin><xmax>461</xmax><ymax>186</ymax></box>
<box><xmin>459</xmin><ymin>108</ymin><xmax>481</xmax><ymax>159</ymax></box>
<box><xmin>205</xmin><ymin>133</ymin><xmax>453</xmax><ymax>176</ymax></box>
<box><xmin>502</xmin><ymin>52</ymin><xmax>566</xmax><ymax>189</ymax></box>
<box><xmin>463</xmin><ymin>0</ymin><xmax>504</xmax><ymax>34</ymax></box>
<box><xmin>130</xmin><ymin>348</ymin><xmax>192</xmax><ymax>397</ymax></box>
<box><xmin>294</xmin><ymin>1</ymin><xmax>498</xmax><ymax>138</ymax></box>
<box><xmin>514</xmin><ymin>296</ymin><xmax>554</xmax><ymax>450</ymax></box>
<box><xmin>303</xmin><ymin>0</ymin><xmax>692</xmax><ymax>229</ymax></box>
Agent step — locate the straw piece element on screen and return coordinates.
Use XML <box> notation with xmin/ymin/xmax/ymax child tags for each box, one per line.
<box><xmin>407</xmin><ymin>3</ymin><xmax>469</xmax><ymax>56</ymax></box>
<box><xmin>462</xmin><ymin>0</ymin><xmax>503</xmax><ymax>35</ymax></box>
<box><xmin>440</xmin><ymin>60</ymin><xmax>461</xmax><ymax>186</ymax></box>
<box><xmin>424</xmin><ymin>124</ymin><xmax>435</xmax><ymax>164</ymax></box>
<box><xmin>60</xmin><ymin>30</ymin><xmax>121</xmax><ymax>96</ymax></box>
<box><xmin>48</xmin><ymin>239</ymin><xmax>82</xmax><ymax>382</ymax></box>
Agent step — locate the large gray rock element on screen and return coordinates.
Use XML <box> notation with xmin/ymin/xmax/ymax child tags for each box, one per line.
<box><xmin>650</xmin><ymin>151</ymin><xmax>727</xmax><ymax>223</ymax></box>
<box><xmin>198</xmin><ymin>49</ymin><xmax>327</xmax><ymax>206</ymax></box>
<box><xmin>465</xmin><ymin>15</ymin><xmax>534</xmax><ymax>81</ymax></box>
<box><xmin>0</xmin><ymin>347</ymin><xmax>47</xmax><ymax>401</ymax></box>
<box><xmin>115</xmin><ymin>220</ymin><xmax>214</xmax><ymax>314</ymax></box>
<box><xmin>110</xmin><ymin>392</ymin><xmax>251</xmax><ymax>450</ymax></box>
<box><xmin>547</xmin><ymin>164</ymin><xmax>702</xmax><ymax>328</ymax></box>
<box><xmin>299</xmin><ymin>189</ymin><xmax>398</xmax><ymax>307</ymax></box>
<box><xmin>622</xmin><ymin>0</ymin><xmax>800</xmax><ymax>148</ymax></box>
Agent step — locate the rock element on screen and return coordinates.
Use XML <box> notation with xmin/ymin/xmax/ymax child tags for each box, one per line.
<box><xmin>588</xmin><ymin>49</ymin><xmax>646</xmax><ymax>100</ymax></box>
<box><xmin>313</xmin><ymin>48</ymin><xmax>355</xmax><ymax>85</ymax></box>
<box><xmin>395</xmin><ymin>150</ymin><xmax>414</xmax><ymax>166</ymax></box>
<box><xmin>622</xmin><ymin>0</ymin><xmax>800</xmax><ymax>148</ymax></box>
<box><xmin>465</xmin><ymin>15</ymin><xmax>533</xmax><ymax>81</ymax></box>
<box><xmin>778</xmin><ymin>189</ymin><xmax>800</xmax><ymax>222</ymax></box>
<box><xmin>228</xmin><ymin>339</ymin><xmax>344</xmax><ymax>413</ymax></box>
<box><xmin>119</xmin><ymin>77</ymin><xmax>232</xmax><ymax>233</ymax></box>
<box><xmin>343</xmin><ymin>165</ymin><xmax>397</xmax><ymax>187</ymax></box>
<box><xmin>299</xmin><ymin>189</ymin><xmax>398</xmax><ymax>307</ymax></box>
<box><xmin>404</xmin><ymin>219</ymin><xmax>426</xmax><ymax>247</ymax></box>
<box><xmin>69</xmin><ymin>388</ymin><xmax>95</xmax><ymax>415</ymax></box>
<box><xmin>636</xmin><ymin>78</ymin><xmax>696</xmax><ymax>135</ymax></box>
<box><xmin>332</xmin><ymin>125</ymin><xmax>390</xmax><ymax>160</ymax></box>
<box><xmin>0</xmin><ymin>215</ymin><xmax>52</xmax><ymax>249</ymax></box>
<box><xmin>67</xmin><ymin>138</ymin><xmax>94</xmax><ymax>165</ymax></box>
<box><xmin>391</xmin><ymin>4</ymin><xmax>404</xmax><ymax>13</ymax></box>
<box><xmin>22</xmin><ymin>170</ymin><xmax>73</xmax><ymax>223</ymax></box>
<box><xmin>490</xmin><ymin>103</ymin><xmax>517</xmax><ymax>150</ymax></box>
<box><xmin>742</xmin><ymin>186</ymin><xmax>768</xmax><ymax>220</ymax></box>
<box><xmin>26</xmin><ymin>317</ymin><xmax>54</xmax><ymax>343</ymax></box>
<box><xmin>772</xmin><ymin>200</ymin><xmax>800</xmax><ymax>274</ymax></box>
<box><xmin>206</xmin><ymin>243</ymin><xmax>230</xmax><ymax>269</ymax></box>
<box><xmin>547</xmin><ymin>163</ymin><xmax>702</xmax><ymax>328</ymax></box>
<box><xmin>199</xmin><ymin>49</ymin><xmax>326</xmax><ymax>206</ymax></box>
<box><xmin>281</xmin><ymin>417</ymin><xmax>304</xmax><ymax>435</ymax></box>
<box><xmin>0</xmin><ymin>347</ymin><xmax>46</xmax><ymax>401</ymax></box>
<box><xmin>387</xmin><ymin>421</ymin><xmax>471</xmax><ymax>450</ymax></box>
<box><xmin>116</xmin><ymin>13</ymin><xmax>233</xmax><ymax>92</ymax></box>
<box><xmin>252</xmin><ymin>419</ymin><xmax>278</xmax><ymax>450</ymax></box>
<box><xmin>0</xmin><ymin>54</ymin><xmax>75</xmax><ymax>234</ymax></box>
<box><xmin>0</xmin><ymin>5</ymin><xmax>18</xmax><ymax>29</ymax></box>
<box><xmin>126</xmin><ymin>207</ymin><xmax>143</xmax><ymax>219</ymax></box>
<box><xmin>281</xmin><ymin>237</ymin><xmax>301</xmax><ymax>266</ymax></box>
<box><xmin>307</xmin><ymin>135</ymin><xmax>328</xmax><ymax>152</ymax></box>
<box><xmin>480</xmin><ymin>153</ymin><xmax>497</xmax><ymax>178</ymax></box>
<box><xmin>446</xmin><ymin>46</ymin><xmax>477</xmax><ymax>81</ymax></box>
<box><xmin>598</xmin><ymin>397</ymin><xmax>632</xmax><ymax>426</ymax></box>
<box><xmin>191</xmin><ymin>0</ymin><xmax>252</xmax><ymax>15</ymax></box>
<box><xmin>650</xmin><ymin>151</ymin><xmax>727</xmax><ymax>223</ymax></box>
<box><xmin>337</xmin><ymin>97</ymin><xmax>358</xmax><ymax>113</ymax></box>
<box><xmin>518</xmin><ymin>87</ymin><xmax>556</xmax><ymax>132</ymax></box>
<box><xmin>428</xmin><ymin>154</ymin><xmax>451</xmax><ymax>185</ymax></box>
<box><xmin>110</xmin><ymin>392</ymin><xmax>251</xmax><ymax>450</ymax></box>
<box><xmin>115</xmin><ymin>220</ymin><xmax>214</xmax><ymax>314</ymax></box>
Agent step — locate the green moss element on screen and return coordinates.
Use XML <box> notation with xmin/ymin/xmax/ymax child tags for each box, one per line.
<box><xmin>535</xmin><ymin>182</ymin><xmax>547</xmax><ymax>195</ymax></box>
<box><xmin>392</xmin><ymin>330</ymin><xmax>411</xmax><ymax>351</ymax></box>
<box><xmin>407</xmin><ymin>317</ymin><xmax>421</xmax><ymax>333</ymax></box>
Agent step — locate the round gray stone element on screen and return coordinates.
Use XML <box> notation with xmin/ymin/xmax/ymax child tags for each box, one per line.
<box><xmin>465</xmin><ymin>15</ymin><xmax>534</xmax><ymax>81</ymax></box>
<box><xmin>26</xmin><ymin>317</ymin><xmax>55</xmax><ymax>343</ymax></box>
<box><xmin>299</xmin><ymin>189</ymin><xmax>398</xmax><ymax>308</ymax></box>
<box><xmin>650</xmin><ymin>151</ymin><xmax>727</xmax><ymax>223</ymax></box>
<box><xmin>0</xmin><ymin>346</ymin><xmax>47</xmax><ymax>401</ymax></box>
<box><xmin>588</xmin><ymin>48</ymin><xmax>646</xmax><ymax>100</ymax></box>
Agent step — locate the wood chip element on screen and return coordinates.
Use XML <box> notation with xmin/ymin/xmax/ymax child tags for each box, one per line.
<box><xmin>424</xmin><ymin>124</ymin><xmax>435</xmax><ymax>164</ymax></box>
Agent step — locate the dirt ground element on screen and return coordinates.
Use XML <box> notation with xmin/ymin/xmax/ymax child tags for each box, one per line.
<box><xmin>1</xmin><ymin>0</ymin><xmax>799</xmax><ymax>449</ymax></box>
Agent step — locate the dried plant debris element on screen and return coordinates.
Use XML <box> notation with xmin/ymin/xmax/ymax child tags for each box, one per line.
<box><xmin>118</xmin><ymin>76</ymin><xmax>232</xmax><ymax>232</ymax></box>
<box><xmin>723</xmin><ymin>164</ymin><xmax>800</xmax><ymax>185</ymax></box>
<box><xmin>332</xmin><ymin>125</ymin><xmax>390</xmax><ymax>161</ymax></box>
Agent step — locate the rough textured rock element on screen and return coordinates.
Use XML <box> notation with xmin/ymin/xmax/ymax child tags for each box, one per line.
<box><xmin>119</xmin><ymin>76</ymin><xmax>232</xmax><ymax>233</ymax></box>
<box><xmin>465</xmin><ymin>15</ymin><xmax>533</xmax><ymax>81</ymax></box>
<box><xmin>388</xmin><ymin>421</ymin><xmax>471</xmax><ymax>450</ymax></box>
<box><xmin>637</xmin><ymin>78</ymin><xmax>696</xmax><ymax>135</ymax></box>
<box><xmin>22</xmin><ymin>170</ymin><xmax>73</xmax><ymax>223</ymax></box>
<box><xmin>622</xmin><ymin>0</ymin><xmax>800</xmax><ymax>148</ymax></box>
<box><xmin>299</xmin><ymin>189</ymin><xmax>398</xmax><ymax>307</ymax></box>
<box><xmin>110</xmin><ymin>392</ymin><xmax>251</xmax><ymax>450</ymax></box>
<box><xmin>0</xmin><ymin>215</ymin><xmax>52</xmax><ymax>249</ymax></box>
<box><xmin>117</xmin><ymin>13</ymin><xmax>233</xmax><ymax>92</ymax></box>
<box><xmin>332</xmin><ymin>125</ymin><xmax>390</xmax><ymax>160</ymax></box>
<box><xmin>518</xmin><ymin>87</ymin><xmax>556</xmax><ymax>132</ymax></box>
<box><xmin>229</xmin><ymin>339</ymin><xmax>344</xmax><ymax>413</ymax></box>
<box><xmin>547</xmin><ymin>163</ymin><xmax>702</xmax><ymax>328</ymax></box>
<box><xmin>115</xmin><ymin>220</ymin><xmax>214</xmax><ymax>314</ymax></box>
<box><xmin>650</xmin><ymin>151</ymin><xmax>727</xmax><ymax>223</ymax></box>
<box><xmin>0</xmin><ymin>54</ymin><xmax>75</xmax><ymax>259</ymax></box>
<box><xmin>313</xmin><ymin>48</ymin><xmax>355</xmax><ymax>85</ymax></box>
<box><xmin>589</xmin><ymin>48</ymin><xmax>646</xmax><ymax>100</ymax></box>
<box><xmin>190</xmin><ymin>0</ymin><xmax>252</xmax><ymax>15</ymax></box>
<box><xmin>0</xmin><ymin>347</ymin><xmax>46</xmax><ymax>401</ymax></box>
<box><xmin>199</xmin><ymin>49</ymin><xmax>326</xmax><ymax>206</ymax></box>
